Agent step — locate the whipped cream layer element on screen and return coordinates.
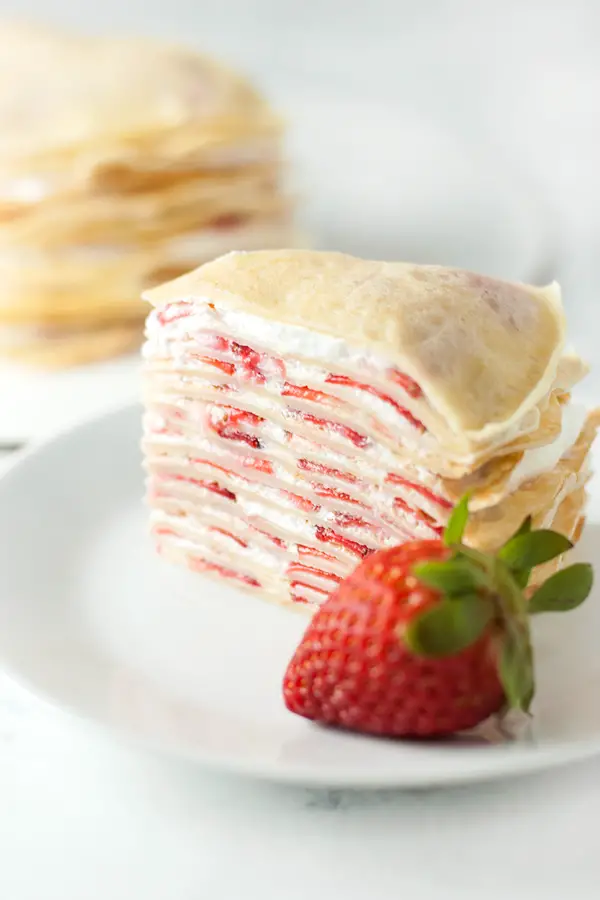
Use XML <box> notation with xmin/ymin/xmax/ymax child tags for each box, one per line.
<box><xmin>507</xmin><ymin>402</ymin><xmax>587</xmax><ymax>492</ymax></box>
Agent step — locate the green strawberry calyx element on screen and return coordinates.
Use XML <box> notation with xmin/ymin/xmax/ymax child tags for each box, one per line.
<box><xmin>404</xmin><ymin>493</ymin><xmax>593</xmax><ymax>713</ymax></box>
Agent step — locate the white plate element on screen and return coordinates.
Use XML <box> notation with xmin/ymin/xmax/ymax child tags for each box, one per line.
<box><xmin>1</xmin><ymin>404</ymin><xmax>600</xmax><ymax>789</ymax></box>
<box><xmin>0</xmin><ymin>98</ymin><xmax>555</xmax><ymax>445</ymax></box>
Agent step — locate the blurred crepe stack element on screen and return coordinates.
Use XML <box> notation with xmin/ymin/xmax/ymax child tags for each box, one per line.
<box><xmin>0</xmin><ymin>23</ymin><xmax>295</xmax><ymax>367</ymax></box>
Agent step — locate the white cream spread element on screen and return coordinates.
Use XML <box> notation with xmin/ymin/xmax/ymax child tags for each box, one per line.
<box><xmin>145</xmin><ymin>300</ymin><xmax>386</xmax><ymax>374</ymax></box>
<box><xmin>507</xmin><ymin>402</ymin><xmax>587</xmax><ymax>492</ymax></box>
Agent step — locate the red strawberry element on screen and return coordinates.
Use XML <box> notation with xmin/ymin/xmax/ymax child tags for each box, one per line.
<box><xmin>283</xmin><ymin>497</ymin><xmax>593</xmax><ymax>738</ymax></box>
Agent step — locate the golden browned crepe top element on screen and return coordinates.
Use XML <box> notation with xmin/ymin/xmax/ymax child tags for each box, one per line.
<box><xmin>0</xmin><ymin>22</ymin><xmax>276</xmax><ymax>162</ymax></box>
<box><xmin>145</xmin><ymin>249</ymin><xmax>573</xmax><ymax>443</ymax></box>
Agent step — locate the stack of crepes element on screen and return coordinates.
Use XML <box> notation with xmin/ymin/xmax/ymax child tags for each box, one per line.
<box><xmin>0</xmin><ymin>23</ymin><xmax>294</xmax><ymax>366</ymax></box>
<box><xmin>142</xmin><ymin>250</ymin><xmax>598</xmax><ymax>608</ymax></box>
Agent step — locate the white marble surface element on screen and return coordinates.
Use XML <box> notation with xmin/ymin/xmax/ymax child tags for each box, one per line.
<box><xmin>1</xmin><ymin>670</ymin><xmax>600</xmax><ymax>900</ymax></box>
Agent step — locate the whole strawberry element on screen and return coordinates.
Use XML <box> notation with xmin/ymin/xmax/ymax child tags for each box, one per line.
<box><xmin>283</xmin><ymin>497</ymin><xmax>593</xmax><ymax>738</ymax></box>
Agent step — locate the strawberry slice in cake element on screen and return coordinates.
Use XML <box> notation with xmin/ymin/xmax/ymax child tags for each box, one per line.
<box><xmin>142</xmin><ymin>250</ymin><xmax>598</xmax><ymax>607</ymax></box>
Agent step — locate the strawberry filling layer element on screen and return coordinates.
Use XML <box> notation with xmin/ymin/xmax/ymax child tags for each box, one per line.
<box><xmin>189</xmin><ymin>556</ymin><xmax>260</xmax><ymax>588</ymax></box>
<box><xmin>325</xmin><ymin>374</ymin><xmax>425</xmax><ymax>433</ymax></box>
<box><xmin>315</xmin><ymin>526</ymin><xmax>373</xmax><ymax>559</ymax></box>
<box><xmin>312</xmin><ymin>484</ymin><xmax>366</xmax><ymax>507</ymax></box>
<box><xmin>210</xmin><ymin>212</ymin><xmax>248</xmax><ymax>230</ymax></box>
<box><xmin>209</xmin><ymin>526</ymin><xmax>248</xmax><ymax>548</ymax></box>
<box><xmin>385</xmin><ymin>474</ymin><xmax>452</xmax><ymax>510</ymax></box>
<box><xmin>160</xmin><ymin>472</ymin><xmax>237</xmax><ymax>502</ymax></box>
<box><xmin>190</xmin><ymin>457</ymin><xmax>248</xmax><ymax>482</ymax></box>
<box><xmin>388</xmin><ymin>369</ymin><xmax>423</xmax><ymax>399</ymax></box>
<box><xmin>283</xmin><ymin>491</ymin><xmax>321</xmax><ymax>513</ymax></box>
<box><xmin>289</xmin><ymin>581</ymin><xmax>333</xmax><ymax>597</ymax></box>
<box><xmin>157</xmin><ymin>301</ymin><xmax>194</xmax><ymax>326</ymax></box>
<box><xmin>208</xmin><ymin>405</ymin><xmax>264</xmax><ymax>449</ymax></box>
<box><xmin>189</xmin><ymin>355</ymin><xmax>235</xmax><ymax>375</ymax></box>
<box><xmin>297</xmin><ymin>544</ymin><xmax>338</xmax><ymax>563</ymax></box>
<box><xmin>281</xmin><ymin>382</ymin><xmax>339</xmax><ymax>406</ymax></box>
<box><xmin>297</xmin><ymin>458</ymin><xmax>359</xmax><ymax>484</ymax></box>
<box><xmin>289</xmin><ymin>588</ymin><xmax>320</xmax><ymax>604</ymax></box>
<box><xmin>287</xmin><ymin>563</ymin><xmax>342</xmax><ymax>586</ymax></box>
<box><xmin>333</xmin><ymin>512</ymin><xmax>373</xmax><ymax>530</ymax></box>
<box><xmin>153</xmin><ymin>526</ymin><xmax>178</xmax><ymax>537</ymax></box>
<box><xmin>393</xmin><ymin>497</ymin><xmax>443</xmax><ymax>535</ymax></box>
<box><xmin>242</xmin><ymin>457</ymin><xmax>274</xmax><ymax>475</ymax></box>
<box><xmin>208</xmin><ymin>336</ymin><xmax>286</xmax><ymax>384</ymax></box>
<box><xmin>249</xmin><ymin>524</ymin><xmax>287</xmax><ymax>549</ymax></box>
<box><xmin>291</xmin><ymin>410</ymin><xmax>369</xmax><ymax>449</ymax></box>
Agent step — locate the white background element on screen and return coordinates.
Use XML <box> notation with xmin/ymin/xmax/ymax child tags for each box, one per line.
<box><xmin>2</xmin><ymin>1</ymin><xmax>600</xmax><ymax>896</ymax></box>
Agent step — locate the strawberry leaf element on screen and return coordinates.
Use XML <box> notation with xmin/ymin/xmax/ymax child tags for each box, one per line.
<box><xmin>498</xmin><ymin>530</ymin><xmax>573</xmax><ymax>571</ymax></box>
<box><xmin>414</xmin><ymin>558</ymin><xmax>489</xmax><ymax>596</ymax></box>
<box><xmin>444</xmin><ymin>493</ymin><xmax>470</xmax><ymax>546</ymax></box>
<box><xmin>404</xmin><ymin>594</ymin><xmax>494</xmax><ymax>658</ymax></box>
<box><xmin>511</xmin><ymin>567</ymin><xmax>532</xmax><ymax>589</ymax></box>
<box><xmin>529</xmin><ymin>563</ymin><xmax>593</xmax><ymax>614</ymax></box>
<box><xmin>499</xmin><ymin>631</ymin><xmax>535</xmax><ymax>712</ymax></box>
